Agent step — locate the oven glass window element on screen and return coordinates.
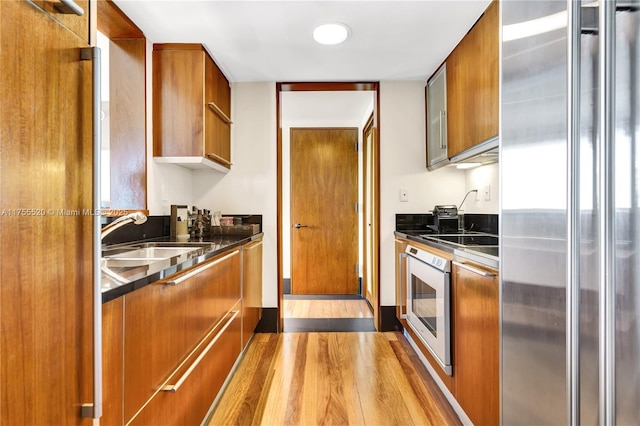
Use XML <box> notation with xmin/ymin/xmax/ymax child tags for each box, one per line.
<box><xmin>411</xmin><ymin>274</ymin><xmax>437</xmax><ymax>337</ymax></box>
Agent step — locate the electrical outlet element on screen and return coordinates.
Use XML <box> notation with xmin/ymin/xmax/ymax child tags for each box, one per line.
<box><xmin>475</xmin><ymin>189</ymin><xmax>481</xmax><ymax>201</ymax></box>
<box><xmin>399</xmin><ymin>188</ymin><xmax>409</xmax><ymax>202</ymax></box>
<box><xmin>484</xmin><ymin>185</ymin><xmax>491</xmax><ymax>201</ymax></box>
<box><xmin>161</xmin><ymin>184</ymin><xmax>169</xmax><ymax>201</ymax></box>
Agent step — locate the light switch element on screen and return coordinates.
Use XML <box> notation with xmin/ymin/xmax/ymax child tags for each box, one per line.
<box><xmin>400</xmin><ymin>188</ymin><xmax>409</xmax><ymax>202</ymax></box>
<box><xmin>484</xmin><ymin>185</ymin><xmax>491</xmax><ymax>201</ymax></box>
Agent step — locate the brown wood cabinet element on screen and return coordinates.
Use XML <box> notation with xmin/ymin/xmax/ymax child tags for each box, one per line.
<box><xmin>453</xmin><ymin>260</ymin><xmax>499</xmax><ymax>426</ymax></box>
<box><xmin>103</xmin><ymin>298</ymin><xmax>125</xmax><ymax>426</ymax></box>
<box><xmin>37</xmin><ymin>0</ymin><xmax>91</xmax><ymax>43</ymax></box>
<box><xmin>129</xmin><ymin>311</ymin><xmax>241</xmax><ymax>426</ymax></box>
<box><xmin>242</xmin><ymin>239</ymin><xmax>263</xmax><ymax>348</ymax></box>
<box><xmin>153</xmin><ymin>43</ymin><xmax>232</xmax><ymax>171</ymax></box>
<box><xmin>123</xmin><ymin>249</ymin><xmax>241</xmax><ymax>423</ymax></box>
<box><xmin>395</xmin><ymin>237</ymin><xmax>499</xmax><ymax>423</ymax></box>
<box><xmin>446</xmin><ymin>0</ymin><xmax>498</xmax><ymax>158</ymax></box>
<box><xmin>1</xmin><ymin>1</ymin><xmax>94</xmax><ymax>424</ymax></box>
<box><xmin>102</xmin><ymin>239</ymin><xmax>264</xmax><ymax>425</ymax></box>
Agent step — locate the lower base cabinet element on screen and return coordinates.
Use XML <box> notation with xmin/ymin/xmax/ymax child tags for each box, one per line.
<box><xmin>102</xmin><ymin>240</ymin><xmax>263</xmax><ymax>426</ymax></box>
<box><xmin>394</xmin><ymin>237</ymin><xmax>499</xmax><ymax>425</ymax></box>
<box><xmin>453</xmin><ymin>260</ymin><xmax>499</xmax><ymax>426</ymax></box>
<box><xmin>129</xmin><ymin>311</ymin><xmax>241</xmax><ymax>426</ymax></box>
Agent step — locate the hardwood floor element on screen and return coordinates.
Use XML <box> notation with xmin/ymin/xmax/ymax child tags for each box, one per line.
<box><xmin>206</xmin><ymin>332</ymin><xmax>460</xmax><ymax>426</ymax></box>
<box><xmin>283</xmin><ymin>299</ymin><xmax>373</xmax><ymax>319</ymax></box>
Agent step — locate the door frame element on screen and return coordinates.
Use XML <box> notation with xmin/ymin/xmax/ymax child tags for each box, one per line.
<box><xmin>361</xmin><ymin>113</ymin><xmax>379</xmax><ymax>326</ymax></box>
<box><xmin>276</xmin><ymin>82</ymin><xmax>381</xmax><ymax>332</ymax></box>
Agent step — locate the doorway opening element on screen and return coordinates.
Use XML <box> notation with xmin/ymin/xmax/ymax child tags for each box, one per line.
<box><xmin>276</xmin><ymin>83</ymin><xmax>381</xmax><ymax>333</ymax></box>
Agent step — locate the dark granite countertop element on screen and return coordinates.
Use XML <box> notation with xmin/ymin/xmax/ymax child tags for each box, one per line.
<box><xmin>101</xmin><ymin>233</ymin><xmax>263</xmax><ymax>303</ymax></box>
<box><xmin>394</xmin><ymin>230</ymin><xmax>499</xmax><ymax>270</ymax></box>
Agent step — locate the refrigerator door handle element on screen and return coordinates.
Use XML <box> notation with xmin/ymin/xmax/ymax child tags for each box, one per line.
<box><xmin>79</xmin><ymin>46</ymin><xmax>102</xmax><ymax>420</ymax></box>
<box><xmin>598</xmin><ymin>1</ymin><xmax>617</xmax><ymax>424</ymax></box>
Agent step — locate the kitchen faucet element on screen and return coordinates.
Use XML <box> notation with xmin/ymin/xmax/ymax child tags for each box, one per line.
<box><xmin>458</xmin><ymin>189</ymin><xmax>478</xmax><ymax>211</ymax></box>
<box><xmin>101</xmin><ymin>211</ymin><xmax>147</xmax><ymax>241</ymax></box>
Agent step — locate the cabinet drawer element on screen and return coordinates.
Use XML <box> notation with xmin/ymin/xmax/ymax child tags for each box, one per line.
<box><xmin>129</xmin><ymin>310</ymin><xmax>242</xmax><ymax>426</ymax></box>
<box><xmin>36</xmin><ymin>0</ymin><xmax>91</xmax><ymax>43</ymax></box>
<box><xmin>123</xmin><ymin>250</ymin><xmax>241</xmax><ymax>422</ymax></box>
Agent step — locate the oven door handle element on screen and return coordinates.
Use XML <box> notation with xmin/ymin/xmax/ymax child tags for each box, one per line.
<box><xmin>399</xmin><ymin>253</ymin><xmax>408</xmax><ymax>319</ymax></box>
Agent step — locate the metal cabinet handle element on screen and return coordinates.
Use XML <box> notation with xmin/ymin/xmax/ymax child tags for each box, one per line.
<box><xmin>453</xmin><ymin>261</ymin><xmax>496</xmax><ymax>277</ymax></box>
<box><xmin>439</xmin><ymin>111</ymin><xmax>447</xmax><ymax>149</ymax></box>
<box><xmin>165</xmin><ymin>250</ymin><xmax>239</xmax><ymax>286</ymax></box>
<box><xmin>294</xmin><ymin>223</ymin><xmax>308</xmax><ymax>229</ymax></box>
<box><xmin>162</xmin><ymin>310</ymin><xmax>240</xmax><ymax>393</ymax></box>
<box><xmin>79</xmin><ymin>46</ymin><xmax>102</xmax><ymax>420</ymax></box>
<box><xmin>54</xmin><ymin>0</ymin><xmax>85</xmax><ymax>16</ymax></box>
<box><xmin>244</xmin><ymin>240</ymin><xmax>263</xmax><ymax>251</ymax></box>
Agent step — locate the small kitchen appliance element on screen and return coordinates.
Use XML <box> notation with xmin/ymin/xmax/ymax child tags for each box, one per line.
<box><xmin>431</xmin><ymin>205</ymin><xmax>459</xmax><ymax>233</ymax></box>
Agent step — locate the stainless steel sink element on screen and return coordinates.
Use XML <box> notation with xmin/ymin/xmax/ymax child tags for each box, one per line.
<box><xmin>105</xmin><ymin>247</ymin><xmax>198</xmax><ymax>259</ymax></box>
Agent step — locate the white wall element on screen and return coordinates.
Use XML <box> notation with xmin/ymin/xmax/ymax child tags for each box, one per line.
<box><xmin>379</xmin><ymin>81</ymin><xmax>466</xmax><ymax>305</ymax></box>
<box><xmin>464</xmin><ymin>163</ymin><xmax>499</xmax><ymax>214</ymax></box>
<box><xmin>192</xmin><ymin>82</ymin><xmax>278</xmax><ymax>307</ymax></box>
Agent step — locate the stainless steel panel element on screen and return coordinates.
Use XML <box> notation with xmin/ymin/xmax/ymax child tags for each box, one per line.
<box><xmin>502</xmin><ymin>1</ymin><xmax>639</xmax><ymax>424</ymax></box>
<box><xmin>501</xmin><ymin>1</ymin><xmax>568</xmax><ymax>424</ymax></box>
<box><xmin>615</xmin><ymin>2</ymin><xmax>639</xmax><ymax>424</ymax></box>
<box><xmin>578</xmin><ymin>2</ymin><xmax>601</xmax><ymax>424</ymax></box>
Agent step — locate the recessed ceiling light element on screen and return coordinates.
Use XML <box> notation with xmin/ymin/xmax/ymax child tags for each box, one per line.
<box><xmin>313</xmin><ymin>23</ymin><xmax>350</xmax><ymax>45</ymax></box>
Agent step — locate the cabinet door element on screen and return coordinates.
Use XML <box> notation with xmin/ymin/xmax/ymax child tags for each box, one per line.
<box><xmin>204</xmin><ymin>55</ymin><xmax>232</xmax><ymax>167</ymax></box>
<box><xmin>1</xmin><ymin>2</ymin><xmax>93</xmax><ymax>424</ymax></box>
<box><xmin>123</xmin><ymin>250</ymin><xmax>241</xmax><ymax>423</ymax></box>
<box><xmin>36</xmin><ymin>0</ymin><xmax>90</xmax><ymax>43</ymax></box>
<box><xmin>426</xmin><ymin>64</ymin><xmax>448</xmax><ymax>168</ymax></box>
<box><xmin>242</xmin><ymin>239</ymin><xmax>263</xmax><ymax>348</ymax></box>
<box><xmin>454</xmin><ymin>261</ymin><xmax>499</xmax><ymax>426</ymax></box>
<box><xmin>129</xmin><ymin>311</ymin><xmax>242</xmax><ymax>426</ymax></box>
<box><xmin>102</xmin><ymin>298</ymin><xmax>124</xmax><ymax>426</ymax></box>
<box><xmin>152</xmin><ymin>46</ymin><xmax>205</xmax><ymax>157</ymax></box>
<box><xmin>447</xmin><ymin>0</ymin><xmax>499</xmax><ymax>158</ymax></box>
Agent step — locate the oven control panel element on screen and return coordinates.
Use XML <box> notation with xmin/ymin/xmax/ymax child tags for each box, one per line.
<box><xmin>406</xmin><ymin>245</ymin><xmax>450</xmax><ymax>272</ymax></box>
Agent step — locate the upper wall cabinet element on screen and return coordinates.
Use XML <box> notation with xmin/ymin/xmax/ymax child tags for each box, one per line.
<box><xmin>426</xmin><ymin>0</ymin><xmax>498</xmax><ymax>168</ymax></box>
<box><xmin>153</xmin><ymin>43</ymin><xmax>232</xmax><ymax>173</ymax></box>
<box><xmin>426</xmin><ymin>64</ymin><xmax>449</xmax><ymax>170</ymax></box>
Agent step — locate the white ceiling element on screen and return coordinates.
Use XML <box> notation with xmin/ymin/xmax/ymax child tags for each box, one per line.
<box><xmin>113</xmin><ymin>0</ymin><xmax>492</xmax><ymax>83</ymax></box>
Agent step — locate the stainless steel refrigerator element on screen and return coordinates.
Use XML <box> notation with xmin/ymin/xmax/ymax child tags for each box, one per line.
<box><xmin>501</xmin><ymin>0</ymin><xmax>639</xmax><ymax>424</ymax></box>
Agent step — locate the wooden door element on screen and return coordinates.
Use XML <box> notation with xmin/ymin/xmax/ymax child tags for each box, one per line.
<box><xmin>362</xmin><ymin>115</ymin><xmax>379</xmax><ymax>327</ymax></box>
<box><xmin>1</xmin><ymin>1</ymin><xmax>93</xmax><ymax>423</ymax></box>
<box><xmin>290</xmin><ymin>128</ymin><xmax>358</xmax><ymax>294</ymax></box>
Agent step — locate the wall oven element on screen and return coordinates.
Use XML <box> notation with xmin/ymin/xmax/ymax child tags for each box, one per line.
<box><xmin>405</xmin><ymin>245</ymin><xmax>452</xmax><ymax>375</ymax></box>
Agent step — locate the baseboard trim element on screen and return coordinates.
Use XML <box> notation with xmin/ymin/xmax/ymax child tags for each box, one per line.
<box><xmin>379</xmin><ymin>305</ymin><xmax>403</xmax><ymax>332</ymax></box>
<box><xmin>254</xmin><ymin>308</ymin><xmax>278</xmax><ymax>333</ymax></box>
<box><xmin>283</xmin><ymin>318</ymin><xmax>375</xmax><ymax>332</ymax></box>
<box><xmin>284</xmin><ymin>294</ymin><xmax>364</xmax><ymax>300</ymax></box>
